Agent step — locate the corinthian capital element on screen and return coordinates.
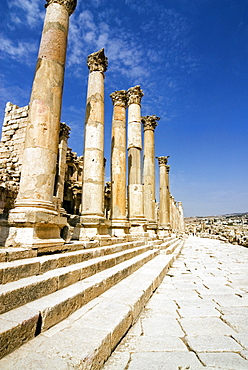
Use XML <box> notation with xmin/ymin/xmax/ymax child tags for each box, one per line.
<box><xmin>157</xmin><ymin>156</ymin><xmax>170</xmax><ymax>166</ymax></box>
<box><xmin>45</xmin><ymin>0</ymin><xmax>77</xmax><ymax>15</ymax></box>
<box><xmin>110</xmin><ymin>90</ymin><xmax>127</xmax><ymax>107</ymax></box>
<box><xmin>87</xmin><ymin>48</ymin><xmax>108</xmax><ymax>73</ymax></box>
<box><xmin>141</xmin><ymin>115</ymin><xmax>160</xmax><ymax>131</ymax></box>
<box><xmin>127</xmin><ymin>85</ymin><xmax>144</xmax><ymax>106</ymax></box>
<box><xmin>60</xmin><ymin>122</ymin><xmax>70</xmax><ymax>139</ymax></box>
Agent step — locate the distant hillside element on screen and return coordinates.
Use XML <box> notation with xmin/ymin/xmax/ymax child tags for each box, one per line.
<box><xmin>185</xmin><ymin>212</ymin><xmax>248</xmax><ymax>221</ymax></box>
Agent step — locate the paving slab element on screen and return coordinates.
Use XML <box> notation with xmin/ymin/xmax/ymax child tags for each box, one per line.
<box><xmin>180</xmin><ymin>317</ymin><xmax>236</xmax><ymax>336</ymax></box>
<box><xmin>178</xmin><ymin>306</ymin><xmax>220</xmax><ymax>318</ymax></box>
<box><xmin>125</xmin><ymin>352</ymin><xmax>203</xmax><ymax>370</ymax></box>
<box><xmin>103</xmin><ymin>236</ymin><xmax>248</xmax><ymax>370</ymax></box>
<box><xmin>186</xmin><ymin>335</ymin><xmax>243</xmax><ymax>352</ymax></box>
<box><xmin>232</xmin><ymin>333</ymin><xmax>248</xmax><ymax>349</ymax></box>
<box><xmin>198</xmin><ymin>352</ymin><xmax>248</xmax><ymax>369</ymax></box>
<box><xmin>115</xmin><ymin>334</ymin><xmax>187</xmax><ymax>352</ymax></box>
<box><xmin>141</xmin><ymin>316</ymin><xmax>184</xmax><ymax>336</ymax></box>
<box><xmin>222</xmin><ymin>314</ymin><xmax>248</xmax><ymax>332</ymax></box>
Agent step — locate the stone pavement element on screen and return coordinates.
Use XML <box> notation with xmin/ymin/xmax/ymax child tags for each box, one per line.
<box><xmin>103</xmin><ymin>236</ymin><xmax>248</xmax><ymax>369</ymax></box>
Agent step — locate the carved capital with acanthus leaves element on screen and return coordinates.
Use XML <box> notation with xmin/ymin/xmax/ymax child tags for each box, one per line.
<box><xmin>157</xmin><ymin>156</ymin><xmax>170</xmax><ymax>167</ymax></box>
<box><xmin>45</xmin><ymin>0</ymin><xmax>77</xmax><ymax>16</ymax></box>
<box><xmin>127</xmin><ymin>85</ymin><xmax>144</xmax><ymax>106</ymax></box>
<box><xmin>141</xmin><ymin>115</ymin><xmax>160</xmax><ymax>131</ymax></box>
<box><xmin>87</xmin><ymin>48</ymin><xmax>108</xmax><ymax>74</ymax></box>
<box><xmin>110</xmin><ymin>90</ymin><xmax>128</xmax><ymax>107</ymax></box>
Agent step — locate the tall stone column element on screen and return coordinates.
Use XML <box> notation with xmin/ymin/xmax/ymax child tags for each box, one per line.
<box><xmin>79</xmin><ymin>48</ymin><xmax>109</xmax><ymax>238</ymax></box>
<box><xmin>142</xmin><ymin>115</ymin><xmax>160</xmax><ymax>235</ymax></box>
<box><xmin>55</xmin><ymin>122</ymin><xmax>70</xmax><ymax>212</ymax></box>
<box><xmin>110</xmin><ymin>90</ymin><xmax>129</xmax><ymax>236</ymax></box>
<box><xmin>157</xmin><ymin>156</ymin><xmax>171</xmax><ymax>236</ymax></box>
<box><xmin>127</xmin><ymin>85</ymin><xmax>146</xmax><ymax>234</ymax></box>
<box><xmin>170</xmin><ymin>195</ymin><xmax>176</xmax><ymax>232</ymax></box>
<box><xmin>6</xmin><ymin>0</ymin><xmax>76</xmax><ymax>249</ymax></box>
<box><xmin>178</xmin><ymin>201</ymin><xmax>185</xmax><ymax>232</ymax></box>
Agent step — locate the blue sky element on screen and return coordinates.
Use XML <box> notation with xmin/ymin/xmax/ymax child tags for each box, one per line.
<box><xmin>0</xmin><ymin>0</ymin><xmax>248</xmax><ymax>217</ymax></box>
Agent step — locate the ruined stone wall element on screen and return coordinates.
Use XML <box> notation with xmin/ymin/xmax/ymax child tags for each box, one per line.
<box><xmin>0</xmin><ymin>102</ymin><xmax>83</xmax><ymax>217</ymax></box>
<box><xmin>63</xmin><ymin>148</ymin><xmax>83</xmax><ymax>215</ymax></box>
<box><xmin>0</xmin><ymin>102</ymin><xmax>29</xmax><ymax>213</ymax></box>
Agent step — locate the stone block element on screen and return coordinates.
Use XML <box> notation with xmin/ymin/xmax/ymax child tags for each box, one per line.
<box><xmin>58</xmin><ymin>268</ymin><xmax>81</xmax><ymax>289</ymax></box>
<box><xmin>1</xmin><ymin>260</ymin><xmax>40</xmax><ymax>284</ymax></box>
<box><xmin>198</xmin><ymin>352</ymin><xmax>248</xmax><ymax>369</ymax></box>
<box><xmin>126</xmin><ymin>352</ymin><xmax>203</xmax><ymax>370</ymax></box>
<box><xmin>0</xmin><ymin>307</ymin><xmax>39</xmax><ymax>359</ymax></box>
<box><xmin>186</xmin><ymin>335</ymin><xmax>243</xmax><ymax>352</ymax></box>
<box><xmin>0</xmin><ymin>276</ymin><xmax>58</xmax><ymax>314</ymax></box>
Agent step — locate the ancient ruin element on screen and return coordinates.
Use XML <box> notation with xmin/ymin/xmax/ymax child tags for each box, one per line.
<box><xmin>0</xmin><ymin>0</ymin><xmax>187</xmax><ymax>367</ymax></box>
<box><xmin>0</xmin><ymin>26</ymin><xmax>185</xmax><ymax>249</ymax></box>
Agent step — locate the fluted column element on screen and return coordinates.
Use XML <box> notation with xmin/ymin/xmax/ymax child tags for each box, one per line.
<box><xmin>110</xmin><ymin>90</ymin><xmax>129</xmax><ymax>235</ymax></box>
<box><xmin>6</xmin><ymin>0</ymin><xmax>76</xmax><ymax>249</ymax></box>
<box><xmin>79</xmin><ymin>49</ymin><xmax>109</xmax><ymax>238</ymax></box>
<box><xmin>157</xmin><ymin>156</ymin><xmax>171</xmax><ymax>236</ymax></box>
<box><xmin>127</xmin><ymin>86</ymin><xmax>146</xmax><ymax>234</ymax></box>
<box><xmin>142</xmin><ymin>115</ymin><xmax>159</xmax><ymax>233</ymax></box>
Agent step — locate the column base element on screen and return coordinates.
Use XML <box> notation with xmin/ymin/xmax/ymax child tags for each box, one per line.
<box><xmin>129</xmin><ymin>217</ymin><xmax>148</xmax><ymax>236</ymax></box>
<box><xmin>76</xmin><ymin>216</ymin><xmax>111</xmax><ymax>240</ymax></box>
<box><xmin>5</xmin><ymin>206</ymin><xmax>67</xmax><ymax>252</ymax></box>
<box><xmin>157</xmin><ymin>224</ymin><xmax>171</xmax><ymax>238</ymax></box>
<box><xmin>146</xmin><ymin>222</ymin><xmax>158</xmax><ymax>237</ymax></box>
<box><xmin>111</xmin><ymin>219</ymin><xmax>130</xmax><ymax>236</ymax></box>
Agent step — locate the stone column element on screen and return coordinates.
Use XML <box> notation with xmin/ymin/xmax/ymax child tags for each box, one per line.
<box><xmin>110</xmin><ymin>90</ymin><xmax>129</xmax><ymax>235</ymax></box>
<box><xmin>127</xmin><ymin>85</ymin><xmax>147</xmax><ymax>234</ymax></box>
<box><xmin>54</xmin><ymin>122</ymin><xmax>70</xmax><ymax>213</ymax></box>
<box><xmin>178</xmin><ymin>201</ymin><xmax>185</xmax><ymax>232</ymax></box>
<box><xmin>6</xmin><ymin>0</ymin><xmax>76</xmax><ymax>250</ymax></box>
<box><xmin>79</xmin><ymin>48</ymin><xmax>109</xmax><ymax>238</ymax></box>
<box><xmin>157</xmin><ymin>156</ymin><xmax>171</xmax><ymax>236</ymax></box>
<box><xmin>170</xmin><ymin>195</ymin><xmax>177</xmax><ymax>233</ymax></box>
<box><xmin>142</xmin><ymin>115</ymin><xmax>160</xmax><ymax>235</ymax></box>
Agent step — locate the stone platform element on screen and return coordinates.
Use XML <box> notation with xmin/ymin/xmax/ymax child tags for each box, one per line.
<box><xmin>103</xmin><ymin>236</ymin><xmax>248</xmax><ymax>369</ymax></box>
<box><xmin>0</xmin><ymin>236</ymin><xmax>183</xmax><ymax>368</ymax></box>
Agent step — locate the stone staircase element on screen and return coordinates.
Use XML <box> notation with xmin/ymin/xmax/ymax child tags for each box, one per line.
<box><xmin>0</xmin><ymin>235</ymin><xmax>184</xmax><ymax>369</ymax></box>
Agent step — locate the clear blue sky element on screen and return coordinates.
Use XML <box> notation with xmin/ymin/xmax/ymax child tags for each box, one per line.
<box><xmin>0</xmin><ymin>0</ymin><xmax>247</xmax><ymax>217</ymax></box>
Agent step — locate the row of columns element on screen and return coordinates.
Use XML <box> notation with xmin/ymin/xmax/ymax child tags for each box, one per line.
<box><xmin>79</xmin><ymin>46</ymin><xmax>179</xmax><ymax>238</ymax></box>
<box><xmin>6</xmin><ymin>0</ymin><xmax>184</xmax><ymax>249</ymax></box>
<box><xmin>80</xmin><ymin>49</ymin><xmax>183</xmax><ymax>238</ymax></box>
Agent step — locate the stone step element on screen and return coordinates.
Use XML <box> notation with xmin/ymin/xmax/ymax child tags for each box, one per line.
<box><xmin>0</xmin><ymin>244</ymin><xmax>155</xmax><ymax>315</ymax></box>
<box><xmin>0</xmin><ymin>240</ymin><xmax>145</xmax><ymax>284</ymax></box>
<box><xmin>158</xmin><ymin>237</ymin><xmax>179</xmax><ymax>251</ymax></box>
<box><xmin>0</xmin><ymin>247</ymin><xmax>37</xmax><ymax>263</ymax></box>
<box><xmin>0</xmin><ymin>241</ymin><xmax>184</xmax><ymax>369</ymax></box>
<box><xmin>0</xmin><ymin>237</ymin><xmax>135</xmax><ymax>263</ymax></box>
<box><xmin>0</xmin><ymin>248</ymin><xmax>160</xmax><ymax>360</ymax></box>
<box><xmin>162</xmin><ymin>238</ymin><xmax>182</xmax><ymax>254</ymax></box>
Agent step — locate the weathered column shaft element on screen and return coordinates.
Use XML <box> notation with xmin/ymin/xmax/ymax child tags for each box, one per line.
<box><xmin>178</xmin><ymin>201</ymin><xmax>185</xmax><ymax>231</ymax></box>
<box><xmin>110</xmin><ymin>90</ymin><xmax>127</xmax><ymax>221</ymax></box>
<box><xmin>16</xmin><ymin>1</ymin><xmax>75</xmax><ymax>210</ymax></box>
<box><xmin>142</xmin><ymin>115</ymin><xmax>159</xmax><ymax>224</ymax></box>
<box><xmin>158</xmin><ymin>157</ymin><xmax>170</xmax><ymax>226</ymax></box>
<box><xmin>127</xmin><ymin>86</ymin><xmax>144</xmax><ymax>219</ymax></box>
<box><xmin>55</xmin><ymin>122</ymin><xmax>70</xmax><ymax>209</ymax></box>
<box><xmin>81</xmin><ymin>48</ymin><xmax>108</xmax><ymax>217</ymax></box>
<box><xmin>170</xmin><ymin>195</ymin><xmax>176</xmax><ymax>230</ymax></box>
